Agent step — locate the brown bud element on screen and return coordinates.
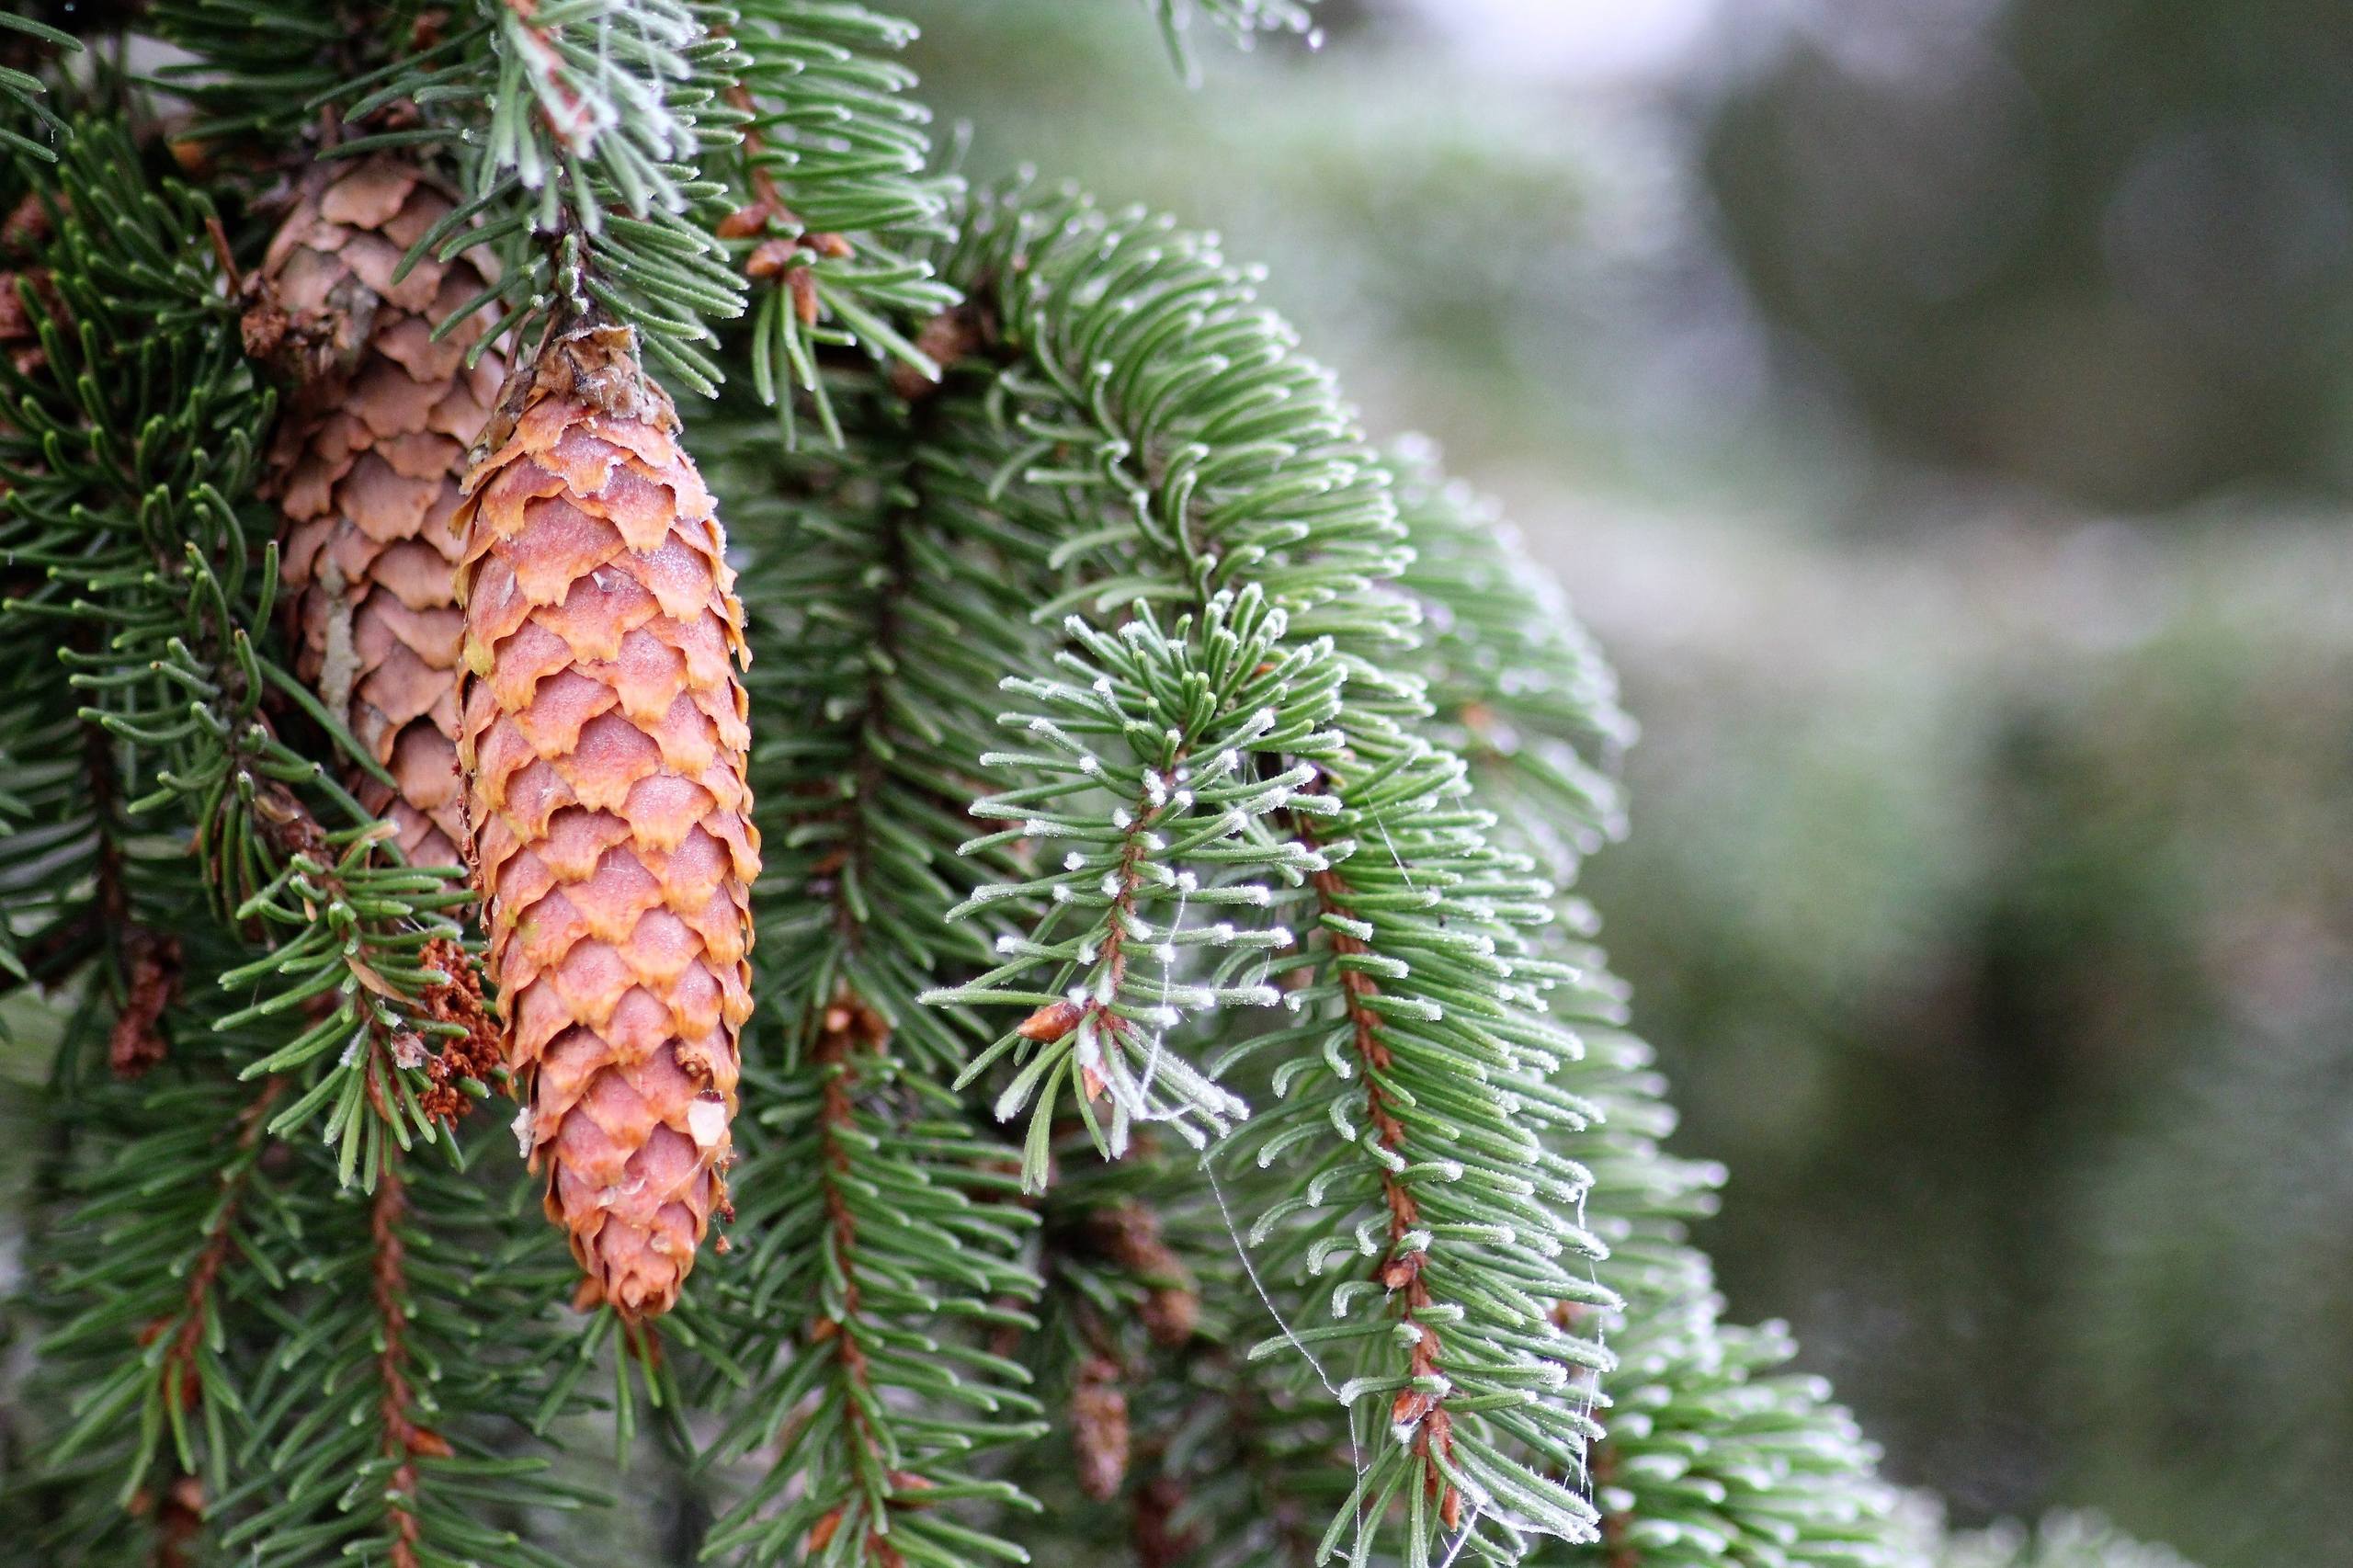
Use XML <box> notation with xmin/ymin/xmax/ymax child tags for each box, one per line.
<box><xmin>406</xmin><ymin>1427</ymin><xmax>455</xmax><ymax>1460</ymax></box>
<box><xmin>1</xmin><ymin>191</ymin><xmax>51</xmax><ymax>257</ymax></box>
<box><xmin>716</xmin><ymin>199</ymin><xmax>778</xmax><ymax>240</ymax></box>
<box><xmin>1017</xmin><ymin>997</ymin><xmax>1086</xmax><ymax>1042</ymax></box>
<box><xmin>1140</xmin><ymin>1285</ymin><xmax>1199</xmax><ymax>1348</ymax></box>
<box><xmin>1071</xmin><ymin>1355</ymin><xmax>1131</xmax><ymax>1502</ymax></box>
<box><xmin>744</xmin><ymin>236</ymin><xmax>798</xmax><ymax>280</ymax></box>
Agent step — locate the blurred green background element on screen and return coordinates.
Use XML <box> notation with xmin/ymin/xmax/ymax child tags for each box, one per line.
<box><xmin>893</xmin><ymin>3</ymin><xmax>2353</xmax><ymax>1564</ymax></box>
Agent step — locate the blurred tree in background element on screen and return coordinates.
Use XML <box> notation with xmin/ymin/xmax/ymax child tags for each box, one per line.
<box><xmin>889</xmin><ymin>3</ymin><xmax>2353</xmax><ymax>1564</ymax></box>
<box><xmin>1708</xmin><ymin>0</ymin><xmax>2353</xmax><ymax>509</ymax></box>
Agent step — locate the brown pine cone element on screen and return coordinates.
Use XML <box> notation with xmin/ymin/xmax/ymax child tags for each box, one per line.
<box><xmin>253</xmin><ymin>158</ymin><xmax>507</xmax><ymax>869</ymax></box>
<box><xmin>454</xmin><ymin>315</ymin><xmax>758</xmax><ymax>1319</ymax></box>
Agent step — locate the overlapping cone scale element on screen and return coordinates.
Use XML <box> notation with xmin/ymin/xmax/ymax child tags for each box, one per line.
<box><xmin>256</xmin><ymin>157</ymin><xmax>507</xmax><ymax>870</ymax></box>
<box><xmin>454</xmin><ymin>318</ymin><xmax>758</xmax><ymax>1319</ymax></box>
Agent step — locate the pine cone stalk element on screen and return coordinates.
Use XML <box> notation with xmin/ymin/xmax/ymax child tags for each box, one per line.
<box><xmin>454</xmin><ymin>314</ymin><xmax>758</xmax><ymax>1319</ymax></box>
<box><xmin>249</xmin><ymin>157</ymin><xmax>509</xmax><ymax>870</ymax></box>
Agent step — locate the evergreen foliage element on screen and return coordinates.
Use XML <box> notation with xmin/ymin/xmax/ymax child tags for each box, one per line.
<box><xmin>0</xmin><ymin>8</ymin><xmax>2200</xmax><ymax>1568</ymax></box>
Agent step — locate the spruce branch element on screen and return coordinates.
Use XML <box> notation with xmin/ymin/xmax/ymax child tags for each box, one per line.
<box><xmin>1389</xmin><ymin>452</ymin><xmax>1916</xmax><ymax>1566</ymax></box>
<box><xmin>0</xmin><ymin>13</ymin><xmax>75</xmax><ymax>162</ymax></box>
<box><xmin>717</xmin><ymin>2</ymin><xmax>957</xmax><ymax>442</ymax></box>
<box><xmin>142</xmin><ymin>0</ymin><xmax>404</xmax><ymax>145</ymax></box>
<box><xmin>1391</xmin><ymin>444</ymin><xmax>1631</xmax><ymax>891</ymax></box>
<box><xmin>1145</xmin><ymin>0</ymin><xmax>1322</xmax><ymax>85</ymax></box>
<box><xmin>24</xmin><ymin>1068</ymin><xmax>290</xmax><ymax>1562</ymax></box>
<box><xmin>673</xmin><ymin>395</ymin><xmax>1051</xmax><ymax>1562</ymax></box>
<box><xmin>0</xmin><ymin>121</ymin><xmax>481</xmax><ymax>1181</ymax></box>
<box><xmin>693</xmin><ymin>1001</ymin><xmax>1045</xmax><ymax>1566</ymax></box>
<box><xmin>906</xmin><ymin>178</ymin><xmax>1614</xmax><ymax>1563</ymax></box>
<box><xmin>305</xmin><ymin>0</ymin><xmax>746</xmax><ymax>388</ymax></box>
<box><xmin>267</xmin><ymin>0</ymin><xmax>954</xmax><ymax>403</ymax></box>
<box><xmin>933</xmin><ymin>591</ymin><xmax>1340</xmax><ymax>1181</ymax></box>
<box><xmin>1938</xmin><ymin>1513</ymin><xmax>2201</xmax><ymax>1568</ymax></box>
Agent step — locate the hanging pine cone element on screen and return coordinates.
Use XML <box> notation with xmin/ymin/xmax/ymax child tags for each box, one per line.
<box><xmin>454</xmin><ymin>314</ymin><xmax>758</xmax><ymax>1319</ymax></box>
<box><xmin>248</xmin><ymin>158</ymin><xmax>507</xmax><ymax>869</ymax></box>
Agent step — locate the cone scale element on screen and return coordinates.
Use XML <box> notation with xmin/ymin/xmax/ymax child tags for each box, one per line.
<box><xmin>454</xmin><ymin>316</ymin><xmax>759</xmax><ymax>1319</ymax></box>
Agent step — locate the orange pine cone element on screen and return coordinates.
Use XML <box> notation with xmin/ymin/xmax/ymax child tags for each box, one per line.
<box><xmin>454</xmin><ymin>315</ymin><xmax>758</xmax><ymax>1319</ymax></box>
<box><xmin>254</xmin><ymin>157</ymin><xmax>508</xmax><ymax>869</ymax></box>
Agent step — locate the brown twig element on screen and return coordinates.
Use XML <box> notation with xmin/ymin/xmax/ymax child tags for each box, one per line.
<box><xmin>108</xmin><ymin>928</ymin><xmax>183</xmax><ymax>1079</ymax></box>
<box><xmin>367</xmin><ymin>1154</ymin><xmax>451</xmax><ymax>1568</ymax></box>
<box><xmin>147</xmin><ymin>1078</ymin><xmax>287</xmax><ymax>1412</ymax></box>
<box><xmin>803</xmin><ymin>993</ymin><xmax>911</xmax><ymax>1568</ymax></box>
<box><xmin>1011</xmin><ymin>744</ymin><xmax>1191</xmax><ymax>1102</ymax></box>
<box><xmin>1293</xmin><ymin>801</ymin><xmax>1461</xmax><ymax>1530</ymax></box>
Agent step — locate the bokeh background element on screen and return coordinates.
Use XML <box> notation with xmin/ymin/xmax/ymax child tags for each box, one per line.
<box><xmin>892</xmin><ymin>4</ymin><xmax>2353</xmax><ymax>1564</ymax></box>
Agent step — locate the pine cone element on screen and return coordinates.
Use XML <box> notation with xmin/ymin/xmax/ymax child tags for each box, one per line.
<box><xmin>255</xmin><ymin>158</ymin><xmax>507</xmax><ymax>869</ymax></box>
<box><xmin>455</xmin><ymin>315</ymin><xmax>758</xmax><ymax>1319</ymax></box>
